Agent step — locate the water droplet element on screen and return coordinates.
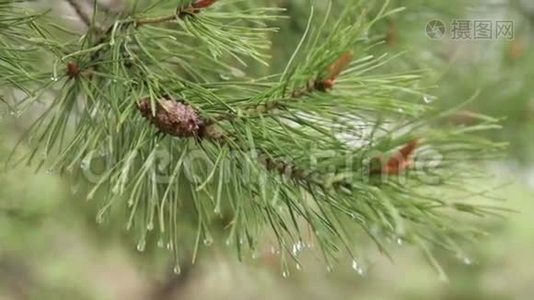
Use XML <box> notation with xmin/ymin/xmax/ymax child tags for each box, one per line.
<box><xmin>7</xmin><ymin>110</ymin><xmax>21</xmax><ymax>118</ymax></box>
<box><xmin>127</xmin><ymin>199</ymin><xmax>134</xmax><ymax>207</ymax></box>
<box><xmin>80</xmin><ymin>159</ymin><xmax>91</xmax><ymax>170</ymax></box>
<box><xmin>296</xmin><ymin>263</ymin><xmax>302</xmax><ymax>271</ymax></box>
<box><xmin>457</xmin><ymin>253</ymin><xmax>473</xmax><ymax>265</ymax></box>
<box><xmin>219</xmin><ymin>74</ymin><xmax>231</xmax><ymax>80</ymax></box>
<box><xmin>111</xmin><ymin>186</ymin><xmax>120</xmax><ymax>195</ymax></box>
<box><xmin>147</xmin><ymin>223</ymin><xmax>154</xmax><ymax>231</ymax></box>
<box><xmin>203</xmin><ymin>237</ymin><xmax>213</xmax><ymax>247</ymax></box>
<box><xmin>326</xmin><ymin>265</ymin><xmax>333</xmax><ymax>272</ymax></box>
<box><xmin>173</xmin><ymin>265</ymin><xmax>181</xmax><ymax>274</ymax></box>
<box><xmin>86</xmin><ymin>193</ymin><xmax>95</xmax><ymax>201</ymax></box>
<box><xmin>96</xmin><ymin>212</ymin><xmax>105</xmax><ymax>224</ymax></box>
<box><xmin>225</xmin><ymin>238</ymin><xmax>232</xmax><ymax>246</ymax></box>
<box><xmin>157</xmin><ymin>239</ymin><xmax>165</xmax><ymax>248</ymax></box>
<box><xmin>456</xmin><ymin>252</ymin><xmax>473</xmax><ymax>265</ymax></box>
<box><xmin>291</xmin><ymin>245</ymin><xmax>299</xmax><ymax>256</ymax></box>
<box><xmin>291</xmin><ymin>241</ymin><xmax>305</xmax><ymax>256</ymax></box>
<box><xmin>423</xmin><ymin>95</ymin><xmax>438</xmax><ymax>104</ymax></box>
<box><xmin>351</xmin><ymin>260</ymin><xmax>365</xmax><ymax>275</ymax></box>
<box><xmin>230</xmin><ymin>67</ymin><xmax>246</xmax><ymax>78</ymax></box>
<box><xmin>282</xmin><ymin>270</ymin><xmax>289</xmax><ymax>278</ymax></box>
<box><xmin>46</xmin><ymin>169</ymin><xmax>55</xmax><ymax>175</ymax></box>
<box><xmin>396</xmin><ymin>237</ymin><xmax>403</xmax><ymax>246</ymax></box>
<box><xmin>50</xmin><ymin>76</ymin><xmax>58</xmax><ymax>82</ymax></box>
<box><xmin>166</xmin><ymin>243</ymin><xmax>174</xmax><ymax>251</ymax></box>
<box><xmin>137</xmin><ymin>239</ymin><xmax>146</xmax><ymax>252</ymax></box>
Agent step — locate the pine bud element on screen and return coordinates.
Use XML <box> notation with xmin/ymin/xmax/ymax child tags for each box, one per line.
<box><xmin>66</xmin><ymin>62</ymin><xmax>81</xmax><ymax>78</ymax></box>
<box><xmin>371</xmin><ymin>139</ymin><xmax>420</xmax><ymax>175</ymax></box>
<box><xmin>383</xmin><ymin>139</ymin><xmax>419</xmax><ymax>175</ymax></box>
<box><xmin>137</xmin><ymin>98</ymin><xmax>204</xmax><ymax>138</ymax></box>
<box><xmin>314</xmin><ymin>52</ymin><xmax>353</xmax><ymax>91</ymax></box>
<box><xmin>327</xmin><ymin>52</ymin><xmax>353</xmax><ymax>81</ymax></box>
<box><xmin>192</xmin><ymin>0</ymin><xmax>217</xmax><ymax>9</ymax></box>
<box><xmin>386</xmin><ymin>19</ymin><xmax>398</xmax><ymax>47</ymax></box>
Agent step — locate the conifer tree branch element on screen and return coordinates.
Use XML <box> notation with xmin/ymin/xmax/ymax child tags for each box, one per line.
<box><xmin>74</xmin><ymin>0</ymin><xmax>226</xmax><ymax>78</ymax></box>
<box><xmin>214</xmin><ymin>52</ymin><xmax>354</xmax><ymax>122</ymax></box>
<box><xmin>1</xmin><ymin>0</ymin><xmax>507</xmax><ymax>275</ymax></box>
<box><xmin>135</xmin><ymin>96</ymin><xmax>410</xmax><ymax>193</ymax></box>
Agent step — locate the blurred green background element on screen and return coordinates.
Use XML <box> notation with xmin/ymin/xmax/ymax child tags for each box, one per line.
<box><xmin>1</xmin><ymin>0</ymin><xmax>534</xmax><ymax>299</ymax></box>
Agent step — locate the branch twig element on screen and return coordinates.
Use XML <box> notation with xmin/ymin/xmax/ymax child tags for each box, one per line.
<box><xmin>83</xmin><ymin>0</ymin><xmax>124</xmax><ymax>15</ymax></box>
<box><xmin>134</xmin><ymin>3</ymin><xmax>208</xmax><ymax>27</ymax></box>
<box><xmin>65</xmin><ymin>0</ymin><xmax>92</xmax><ymax>28</ymax></box>
<box><xmin>135</xmin><ymin>14</ymin><xmax>180</xmax><ymax>27</ymax></box>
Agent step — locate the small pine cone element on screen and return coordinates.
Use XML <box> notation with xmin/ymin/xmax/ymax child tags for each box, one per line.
<box><xmin>137</xmin><ymin>99</ymin><xmax>204</xmax><ymax>138</ymax></box>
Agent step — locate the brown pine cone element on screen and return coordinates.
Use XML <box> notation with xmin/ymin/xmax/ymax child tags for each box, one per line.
<box><xmin>137</xmin><ymin>98</ymin><xmax>204</xmax><ymax>138</ymax></box>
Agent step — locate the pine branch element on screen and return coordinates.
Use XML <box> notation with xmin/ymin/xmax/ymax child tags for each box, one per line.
<box><xmin>213</xmin><ymin>52</ymin><xmax>354</xmax><ymax>122</ymax></box>
<box><xmin>0</xmin><ymin>0</ymin><xmax>508</xmax><ymax>276</ymax></box>
<box><xmin>136</xmin><ymin>97</ymin><xmax>324</xmax><ymax>186</ymax></box>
